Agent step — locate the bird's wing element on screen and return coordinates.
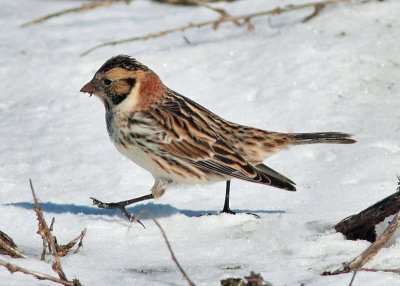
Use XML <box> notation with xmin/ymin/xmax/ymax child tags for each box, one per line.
<box><xmin>147</xmin><ymin>101</ymin><xmax>295</xmax><ymax>191</ymax></box>
<box><xmin>255</xmin><ymin>163</ymin><xmax>296</xmax><ymax>186</ymax></box>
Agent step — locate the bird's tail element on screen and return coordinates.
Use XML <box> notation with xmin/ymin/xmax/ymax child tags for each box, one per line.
<box><xmin>289</xmin><ymin>132</ymin><xmax>356</xmax><ymax>145</ymax></box>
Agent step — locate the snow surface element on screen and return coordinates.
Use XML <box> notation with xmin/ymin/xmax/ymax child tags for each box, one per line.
<box><xmin>1</xmin><ymin>0</ymin><xmax>400</xmax><ymax>285</ymax></box>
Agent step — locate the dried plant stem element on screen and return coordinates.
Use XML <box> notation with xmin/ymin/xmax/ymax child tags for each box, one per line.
<box><xmin>0</xmin><ymin>259</ymin><xmax>80</xmax><ymax>286</ymax></box>
<box><xmin>324</xmin><ymin>213</ymin><xmax>400</xmax><ymax>276</ymax></box>
<box><xmin>29</xmin><ymin>180</ymin><xmax>84</xmax><ymax>285</ymax></box>
<box><xmin>187</xmin><ymin>0</ymin><xmax>240</xmax><ymax>28</ymax></box>
<box><xmin>30</xmin><ymin>180</ymin><xmax>67</xmax><ymax>280</ymax></box>
<box><xmin>20</xmin><ymin>0</ymin><xmax>128</xmax><ymax>28</ymax></box>
<box><xmin>348</xmin><ymin>271</ymin><xmax>357</xmax><ymax>286</ymax></box>
<box><xmin>134</xmin><ymin>210</ymin><xmax>195</xmax><ymax>286</ymax></box>
<box><xmin>0</xmin><ymin>181</ymin><xmax>84</xmax><ymax>285</ymax></box>
<box><xmin>0</xmin><ymin>240</ymin><xmax>26</xmax><ymax>259</ymax></box>
<box><xmin>0</xmin><ymin>231</ymin><xmax>26</xmax><ymax>259</ymax></box>
<box><xmin>345</xmin><ymin>213</ymin><xmax>400</xmax><ymax>271</ymax></box>
<box><xmin>357</xmin><ymin>268</ymin><xmax>400</xmax><ymax>274</ymax></box>
<box><xmin>81</xmin><ymin>0</ymin><xmax>368</xmax><ymax>56</ymax></box>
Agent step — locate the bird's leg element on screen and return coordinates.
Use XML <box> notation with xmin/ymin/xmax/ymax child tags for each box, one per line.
<box><xmin>221</xmin><ymin>180</ymin><xmax>236</xmax><ymax>214</ymax></box>
<box><xmin>91</xmin><ymin>194</ymin><xmax>154</xmax><ymax>225</ymax></box>
<box><xmin>221</xmin><ymin>180</ymin><xmax>260</xmax><ymax>218</ymax></box>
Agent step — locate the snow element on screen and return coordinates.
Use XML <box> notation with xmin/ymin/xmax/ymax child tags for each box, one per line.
<box><xmin>1</xmin><ymin>0</ymin><xmax>400</xmax><ymax>285</ymax></box>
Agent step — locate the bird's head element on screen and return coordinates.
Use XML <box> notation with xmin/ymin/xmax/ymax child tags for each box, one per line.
<box><xmin>80</xmin><ymin>55</ymin><xmax>165</xmax><ymax>111</ymax></box>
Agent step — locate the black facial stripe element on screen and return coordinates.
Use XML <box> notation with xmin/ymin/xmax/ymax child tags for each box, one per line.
<box><xmin>125</xmin><ymin>78</ymin><xmax>136</xmax><ymax>88</ymax></box>
<box><xmin>108</xmin><ymin>78</ymin><xmax>135</xmax><ymax>105</ymax></box>
<box><xmin>110</xmin><ymin>93</ymin><xmax>128</xmax><ymax>105</ymax></box>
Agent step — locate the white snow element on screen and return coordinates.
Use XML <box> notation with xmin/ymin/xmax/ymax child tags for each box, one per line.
<box><xmin>1</xmin><ymin>0</ymin><xmax>400</xmax><ymax>285</ymax></box>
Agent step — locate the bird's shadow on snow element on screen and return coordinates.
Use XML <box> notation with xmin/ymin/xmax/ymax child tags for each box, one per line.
<box><xmin>8</xmin><ymin>201</ymin><xmax>285</xmax><ymax>219</ymax></box>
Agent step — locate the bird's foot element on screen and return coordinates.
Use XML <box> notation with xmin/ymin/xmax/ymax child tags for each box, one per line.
<box><xmin>90</xmin><ymin>197</ymin><xmax>145</xmax><ymax>227</ymax></box>
<box><xmin>222</xmin><ymin>209</ymin><xmax>260</xmax><ymax>218</ymax></box>
<box><xmin>221</xmin><ymin>208</ymin><xmax>236</xmax><ymax>215</ymax></box>
<box><xmin>220</xmin><ymin>208</ymin><xmax>260</xmax><ymax>218</ymax></box>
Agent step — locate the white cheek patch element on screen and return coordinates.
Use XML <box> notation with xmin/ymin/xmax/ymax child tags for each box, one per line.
<box><xmin>115</xmin><ymin>83</ymin><xmax>140</xmax><ymax>113</ymax></box>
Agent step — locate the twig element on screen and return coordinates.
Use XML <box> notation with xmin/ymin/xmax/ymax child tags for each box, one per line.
<box><xmin>0</xmin><ymin>231</ymin><xmax>26</xmax><ymax>259</ymax></box>
<box><xmin>50</xmin><ymin>218</ymin><xmax>56</xmax><ymax>231</ymax></box>
<box><xmin>302</xmin><ymin>3</ymin><xmax>327</xmax><ymax>22</ymax></box>
<box><xmin>30</xmin><ymin>180</ymin><xmax>84</xmax><ymax>285</ymax></box>
<box><xmin>20</xmin><ymin>0</ymin><xmax>129</xmax><ymax>28</ymax></box>
<box><xmin>348</xmin><ymin>271</ymin><xmax>357</xmax><ymax>286</ymax></box>
<box><xmin>30</xmin><ymin>180</ymin><xmax>67</xmax><ymax>280</ymax></box>
<box><xmin>134</xmin><ymin>210</ymin><xmax>195</xmax><ymax>286</ymax></box>
<box><xmin>357</xmin><ymin>267</ymin><xmax>400</xmax><ymax>274</ymax></box>
<box><xmin>81</xmin><ymin>0</ymin><xmax>371</xmax><ymax>56</ymax></box>
<box><xmin>187</xmin><ymin>0</ymin><xmax>240</xmax><ymax>28</ymax></box>
<box><xmin>57</xmin><ymin>229</ymin><xmax>87</xmax><ymax>256</ymax></box>
<box><xmin>0</xmin><ymin>259</ymin><xmax>81</xmax><ymax>286</ymax></box>
<box><xmin>0</xmin><ymin>240</ymin><xmax>26</xmax><ymax>259</ymax></box>
<box><xmin>323</xmin><ymin>213</ymin><xmax>400</xmax><ymax>276</ymax></box>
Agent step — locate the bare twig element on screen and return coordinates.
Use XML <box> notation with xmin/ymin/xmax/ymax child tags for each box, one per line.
<box><xmin>20</xmin><ymin>0</ymin><xmax>130</xmax><ymax>28</ymax></box>
<box><xmin>0</xmin><ymin>241</ymin><xmax>26</xmax><ymax>259</ymax></box>
<box><xmin>323</xmin><ymin>213</ymin><xmax>400</xmax><ymax>276</ymax></box>
<box><xmin>0</xmin><ymin>259</ymin><xmax>81</xmax><ymax>286</ymax></box>
<box><xmin>0</xmin><ymin>231</ymin><xmax>26</xmax><ymax>259</ymax></box>
<box><xmin>302</xmin><ymin>3</ymin><xmax>327</xmax><ymax>22</ymax></box>
<box><xmin>57</xmin><ymin>229</ymin><xmax>87</xmax><ymax>257</ymax></box>
<box><xmin>80</xmin><ymin>0</ymin><xmax>374</xmax><ymax>56</ymax></box>
<box><xmin>356</xmin><ymin>267</ymin><xmax>400</xmax><ymax>274</ymax></box>
<box><xmin>50</xmin><ymin>217</ymin><xmax>56</xmax><ymax>231</ymax></box>
<box><xmin>348</xmin><ymin>271</ymin><xmax>357</xmax><ymax>286</ymax></box>
<box><xmin>30</xmin><ymin>179</ymin><xmax>85</xmax><ymax>285</ymax></box>
<box><xmin>30</xmin><ymin>180</ymin><xmax>67</xmax><ymax>280</ymax></box>
<box><xmin>134</xmin><ymin>210</ymin><xmax>195</xmax><ymax>286</ymax></box>
<box><xmin>346</xmin><ymin>213</ymin><xmax>400</xmax><ymax>271</ymax></box>
<box><xmin>187</xmin><ymin>0</ymin><xmax>240</xmax><ymax>28</ymax></box>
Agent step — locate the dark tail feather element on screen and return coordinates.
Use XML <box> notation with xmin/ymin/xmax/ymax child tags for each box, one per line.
<box><xmin>290</xmin><ymin>132</ymin><xmax>356</xmax><ymax>145</ymax></box>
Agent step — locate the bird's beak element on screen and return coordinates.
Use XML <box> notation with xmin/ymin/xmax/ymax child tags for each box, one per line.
<box><xmin>80</xmin><ymin>81</ymin><xmax>96</xmax><ymax>96</ymax></box>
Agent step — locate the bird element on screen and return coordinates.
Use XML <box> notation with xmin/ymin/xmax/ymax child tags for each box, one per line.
<box><xmin>80</xmin><ymin>55</ymin><xmax>356</xmax><ymax>221</ymax></box>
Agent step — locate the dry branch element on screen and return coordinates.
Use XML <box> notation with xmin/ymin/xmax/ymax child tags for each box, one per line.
<box><xmin>0</xmin><ymin>231</ymin><xmax>25</xmax><ymax>259</ymax></box>
<box><xmin>335</xmin><ymin>179</ymin><xmax>400</xmax><ymax>242</ymax></box>
<box><xmin>57</xmin><ymin>228</ymin><xmax>87</xmax><ymax>256</ymax></box>
<box><xmin>0</xmin><ymin>259</ymin><xmax>81</xmax><ymax>286</ymax></box>
<box><xmin>0</xmin><ymin>181</ymin><xmax>84</xmax><ymax>285</ymax></box>
<box><xmin>187</xmin><ymin>0</ymin><xmax>240</xmax><ymax>28</ymax></box>
<box><xmin>20</xmin><ymin>0</ymin><xmax>231</xmax><ymax>28</ymax></box>
<box><xmin>30</xmin><ymin>180</ymin><xmax>84</xmax><ymax>285</ymax></box>
<box><xmin>31</xmin><ymin>180</ymin><xmax>67</xmax><ymax>280</ymax></box>
<box><xmin>134</xmin><ymin>210</ymin><xmax>195</xmax><ymax>286</ymax></box>
<box><xmin>80</xmin><ymin>0</ymin><xmax>374</xmax><ymax>56</ymax></box>
<box><xmin>20</xmin><ymin>0</ymin><xmax>131</xmax><ymax>28</ymax></box>
<box><xmin>323</xmin><ymin>213</ymin><xmax>400</xmax><ymax>276</ymax></box>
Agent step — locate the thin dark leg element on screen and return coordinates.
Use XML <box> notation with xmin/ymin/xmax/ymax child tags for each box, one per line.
<box><xmin>221</xmin><ymin>180</ymin><xmax>236</xmax><ymax>214</ymax></box>
<box><xmin>221</xmin><ymin>181</ymin><xmax>260</xmax><ymax>218</ymax></box>
<box><xmin>91</xmin><ymin>194</ymin><xmax>154</xmax><ymax>225</ymax></box>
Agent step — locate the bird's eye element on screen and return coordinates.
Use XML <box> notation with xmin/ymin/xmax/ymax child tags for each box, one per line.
<box><xmin>103</xmin><ymin>79</ymin><xmax>113</xmax><ymax>86</ymax></box>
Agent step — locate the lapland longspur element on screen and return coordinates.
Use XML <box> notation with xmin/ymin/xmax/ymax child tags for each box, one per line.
<box><xmin>81</xmin><ymin>55</ymin><xmax>355</xmax><ymax>220</ymax></box>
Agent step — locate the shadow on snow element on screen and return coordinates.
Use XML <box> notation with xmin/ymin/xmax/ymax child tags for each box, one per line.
<box><xmin>8</xmin><ymin>201</ymin><xmax>285</xmax><ymax>219</ymax></box>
